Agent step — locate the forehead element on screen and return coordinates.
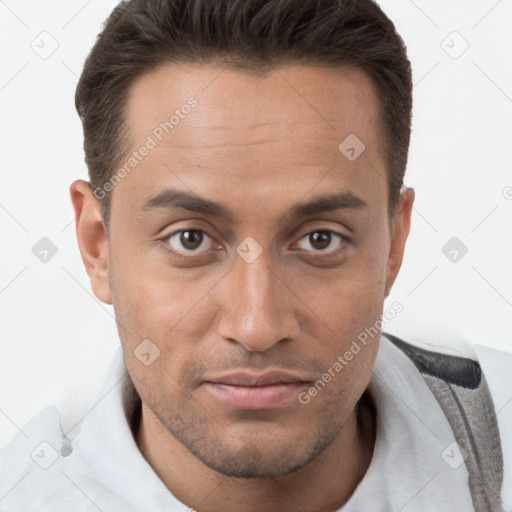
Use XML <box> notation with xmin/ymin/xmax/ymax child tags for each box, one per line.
<box><xmin>126</xmin><ymin>62</ymin><xmax>381</xmax><ymax>146</ymax></box>
<box><xmin>113</xmin><ymin>62</ymin><xmax>387</xmax><ymax>219</ymax></box>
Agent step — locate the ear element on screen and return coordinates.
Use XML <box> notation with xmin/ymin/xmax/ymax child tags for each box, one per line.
<box><xmin>69</xmin><ymin>180</ymin><xmax>112</xmax><ymax>305</ymax></box>
<box><xmin>385</xmin><ymin>187</ymin><xmax>415</xmax><ymax>297</ymax></box>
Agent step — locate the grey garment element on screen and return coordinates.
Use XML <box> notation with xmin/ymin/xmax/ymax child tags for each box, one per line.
<box><xmin>385</xmin><ymin>333</ymin><xmax>504</xmax><ymax>512</ymax></box>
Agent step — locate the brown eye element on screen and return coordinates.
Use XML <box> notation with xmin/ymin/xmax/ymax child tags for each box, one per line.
<box><xmin>310</xmin><ymin>231</ymin><xmax>331</xmax><ymax>250</ymax></box>
<box><xmin>297</xmin><ymin>230</ymin><xmax>343</xmax><ymax>252</ymax></box>
<box><xmin>166</xmin><ymin>229</ymin><xmax>211</xmax><ymax>254</ymax></box>
<box><xmin>180</xmin><ymin>230</ymin><xmax>203</xmax><ymax>250</ymax></box>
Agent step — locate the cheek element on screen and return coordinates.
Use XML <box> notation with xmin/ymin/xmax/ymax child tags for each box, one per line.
<box><xmin>305</xmin><ymin>250</ymin><xmax>387</xmax><ymax>328</ymax></box>
<box><xmin>110</xmin><ymin>256</ymin><xmax>222</xmax><ymax>393</ymax></box>
<box><xmin>298</xmin><ymin>243</ymin><xmax>386</xmax><ymax>380</ymax></box>
<box><xmin>110</xmin><ymin>247</ymin><xmax>208</xmax><ymax>334</ymax></box>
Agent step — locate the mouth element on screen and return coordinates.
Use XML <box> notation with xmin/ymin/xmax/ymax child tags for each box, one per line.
<box><xmin>204</xmin><ymin>371</ymin><xmax>310</xmax><ymax>410</ymax></box>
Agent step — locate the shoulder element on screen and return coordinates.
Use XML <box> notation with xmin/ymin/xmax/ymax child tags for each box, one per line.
<box><xmin>0</xmin><ymin>405</ymin><xmax>66</xmax><ymax>509</ymax></box>
<box><xmin>383</xmin><ymin>332</ymin><xmax>512</xmax><ymax>507</ymax></box>
<box><xmin>0</xmin><ymin>406</ymin><xmax>131</xmax><ymax>511</ymax></box>
<box><xmin>473</xmin><ymin>343</ymin><xmax>512</xmax><ymax>390</ymax></box>
<box><xmin>474</xmin><ymin>343</ymin><xmax>512</xmax><ymax>506</ymax></box>
<box><xmin>0</xmin><ymin>405</ymin><xmax>64</xmax><ymax>476</ymax></box>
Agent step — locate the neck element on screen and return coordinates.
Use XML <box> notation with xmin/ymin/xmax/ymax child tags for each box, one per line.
<box><xmin>133</xmin><ymin>390</ymin><xmax>376</xmax><ymax>512</ymax></box>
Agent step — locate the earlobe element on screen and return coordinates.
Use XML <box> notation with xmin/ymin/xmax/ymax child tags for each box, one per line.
<box><xmin>69</xmin><ymin>180</ymin><xmax>112</xmax><ymax>305</ymax></box>
<box><xmin>385</xmin><ymin>187</ymin><xmax>415</xmax><ymax>296</ymax></box>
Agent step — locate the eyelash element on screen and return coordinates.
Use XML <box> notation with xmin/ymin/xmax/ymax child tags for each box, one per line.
<box><xmin>158</xmin><ymin>228</ymin><xmax>349</xmax><ymax>260</ymax></box>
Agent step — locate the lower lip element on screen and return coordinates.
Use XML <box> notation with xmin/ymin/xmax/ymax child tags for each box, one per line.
<box><xmin>205</xmin><ymin>382</ymin><xmax>307</xmax><ymax>410</ymax></box>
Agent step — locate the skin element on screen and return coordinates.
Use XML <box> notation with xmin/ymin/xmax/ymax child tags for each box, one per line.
<box><xmin>70</xmin><ymin>62</ymin><xmax>414</xmax><ymax>512</ymax></box>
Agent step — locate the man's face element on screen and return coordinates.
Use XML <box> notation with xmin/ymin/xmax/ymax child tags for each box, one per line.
<box><xmin>101</xmin><ymin>63</ymin><xmax>403</xmax><ymax>477</ymax></box>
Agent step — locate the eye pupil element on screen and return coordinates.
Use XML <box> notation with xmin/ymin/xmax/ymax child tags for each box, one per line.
<box><xmin>180</xmin><ymin>230</ymin><xmax>203</xmax><ymax>250</ymax></box>
<box><xmin>310</xmin><ymin>231</ymin><xmax>331</xmax><ymax>250</ymax></box>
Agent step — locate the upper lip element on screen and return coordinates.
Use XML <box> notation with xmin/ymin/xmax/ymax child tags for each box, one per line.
<box><xmin>207</xmin><ymin>371</ymin><xmax>310</xmax><ymax>387</ymax></box>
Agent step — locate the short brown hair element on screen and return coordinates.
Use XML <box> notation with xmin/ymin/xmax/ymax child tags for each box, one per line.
<box><xmin>76</xmin><ymin>0</ymin><xmax>412</xmax><ymax>226</ymax></box>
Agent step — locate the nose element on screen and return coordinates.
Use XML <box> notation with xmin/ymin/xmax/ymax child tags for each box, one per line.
<box><xmin>216</xmin><ymin>248</ymin><xmax>300</xmax><ymax>352</ymax></box>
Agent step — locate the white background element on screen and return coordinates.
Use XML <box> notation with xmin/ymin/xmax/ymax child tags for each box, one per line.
<box><xmin>0</xmin><ymin>0</ymin><xmax>511</xmax><ymax>448</ymax></box>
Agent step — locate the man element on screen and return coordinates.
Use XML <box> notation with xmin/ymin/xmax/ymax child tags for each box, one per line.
<box><xmin>0</xmin><ymin>0</ymin><xmax>510</xmax><ymax>511</ymax></box>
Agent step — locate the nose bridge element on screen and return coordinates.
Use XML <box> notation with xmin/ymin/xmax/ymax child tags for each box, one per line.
<box><xmin>238</xmin><ymin>255</ymin><xmax>276</xmax><ymax>316</ymax></box>
<box><xmin>217</xmin><ymin>248</ymin><xmax>298</xmax><ymax>352</ymax></box>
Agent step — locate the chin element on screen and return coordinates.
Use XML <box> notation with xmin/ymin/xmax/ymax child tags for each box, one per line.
<box><xmin>176</xmin><ymin>424</ymin><xmax>340</xmax><ymax>479</ymax></box>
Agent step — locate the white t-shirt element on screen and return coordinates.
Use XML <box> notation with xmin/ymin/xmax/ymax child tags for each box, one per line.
<box><xmin>1</xmin><ymin>335</ymin><xmax>510</xmax><ymax>511</ymax></box>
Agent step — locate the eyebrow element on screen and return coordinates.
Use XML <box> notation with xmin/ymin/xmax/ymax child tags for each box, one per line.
<box><xmin>139</xmin><ymin>189</ymin><xmax>234</xmax><ymax>220</ymax></box>
<box><xmin>290</xmin><ymin>191</ymin><xmax>367</xmax><ymax>217</ymax></box>
<box><xmin>139</xmin><ymin>188</ymin><xmax>367</xmax><ymax>221</ymax></box>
